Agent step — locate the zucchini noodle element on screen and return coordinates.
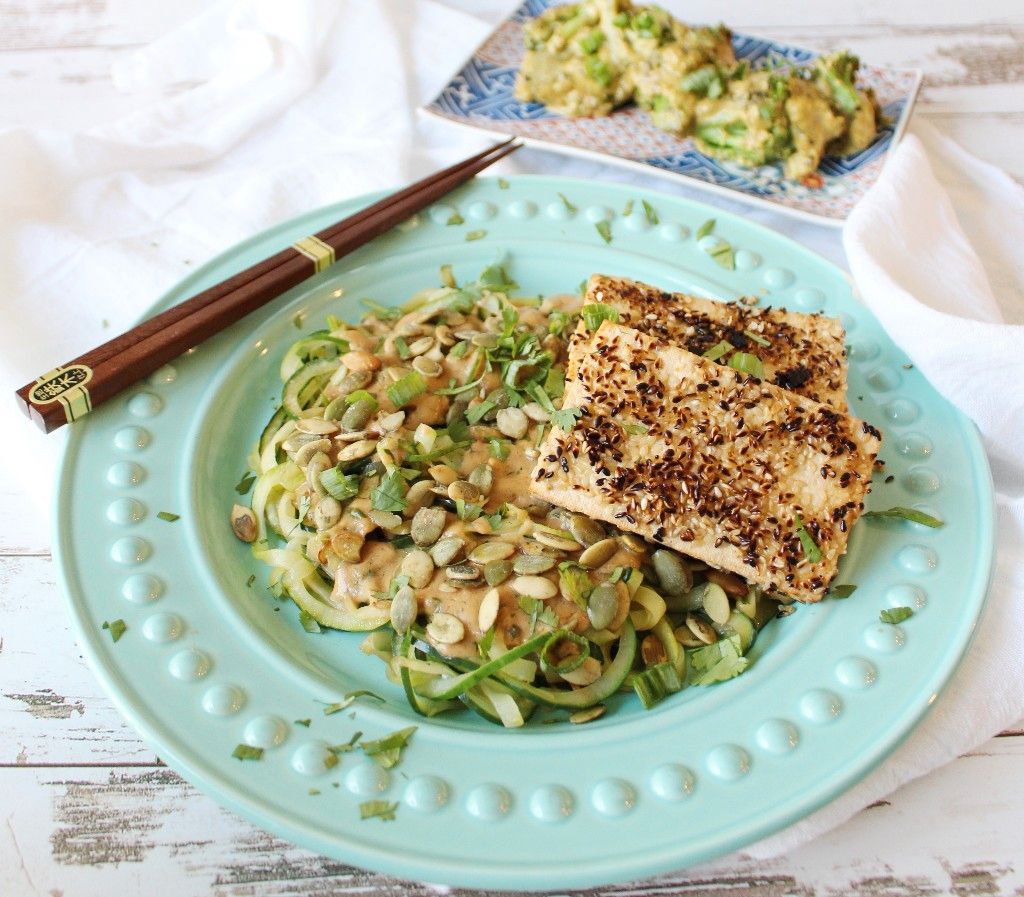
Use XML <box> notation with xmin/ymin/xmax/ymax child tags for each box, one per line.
<box><xmin>236</xmin><ymin>262</ymin><xmax>783</xmax><ymax>726</ymax></box>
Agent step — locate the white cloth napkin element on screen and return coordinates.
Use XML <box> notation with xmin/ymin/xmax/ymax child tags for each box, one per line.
<box><xmin>1</xmin><ymin>0</ymin><xmax>1021</xmax><ymax>870</ymax></box>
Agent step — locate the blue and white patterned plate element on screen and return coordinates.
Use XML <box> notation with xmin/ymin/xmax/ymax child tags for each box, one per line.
<box><xmin>423</xmin><ymin>0</ymin><xmax>922</xmax><ymax>226</ymax></box>
<box><xmin>55</xmin><ymin>176</ymin><xmax>992</xmax><ymax>890</ymax></box>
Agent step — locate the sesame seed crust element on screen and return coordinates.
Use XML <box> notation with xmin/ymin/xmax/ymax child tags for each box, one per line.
<box><xmin>532</xmin><ymin>322</ymin><xmax>882</xmax><ymax>602</ymax></box>
<box><xmin>578</xmin><ymin>274</ymin><xmax>849</xmax><ymax>411</ymax></box>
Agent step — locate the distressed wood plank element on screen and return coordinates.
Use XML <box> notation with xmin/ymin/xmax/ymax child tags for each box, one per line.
<box><xmin>1</xmin><ymin>742</ymin><xmax>1023</xmax><ymax>896</ymax></box>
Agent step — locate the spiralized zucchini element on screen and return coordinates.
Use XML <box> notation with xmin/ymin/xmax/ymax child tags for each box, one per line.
<box><xmin>237</xmin><ymin>263</ymin><xmax>782</xmax><ymax>726</ymax></box>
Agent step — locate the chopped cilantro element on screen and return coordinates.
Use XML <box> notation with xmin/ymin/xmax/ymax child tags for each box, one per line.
<box><xmin>709</xmin><ymin>241</ymin><xmax>736</xmax><ymax>270</ymax></box>
<box><xmin>623</xmin><ymin>422</ymin><xmax>649</xmax><ymax>435</ymax></box>
<box><xmin>246</xmin><ymin>574</ymin><xmax>256</xmax><ymax>588</ymax></box>
<box><xmin>497</xmin><ymin>177</ymin><xmax>510</xmax><ymax>189</ymax></box>
<box><xmin>292</xmin><ymin>312</ymin><xmax>306</xmax><ymax>329</ymax></box>
<box><xmin>829</xmin><ymin>584</ymin><xmax>857</xmax><ymax>599</ymax></box>
<box><xmin>696</xmin><ymin>218</ymin><xmax>716</xmax><ymax>239</ymax></box>
<box><xmin>465</xmin><ymin>229</ymin><xmax>487</xmax><ymax>241</ymax></box>
<box><xmin>101</xmin><ymin>619</ymin><xmax>127</xmax><ymax>643</ymax></box>
<box><xmin>359</xmin><ymin>799</ymin><xmax>399</xmax><ymax>821</ymax></box>
<box><xmin>794</xmin><ymin>513</ymin><xmax>822</xmax><ymax>564</ymax></box>
<box><xmin>622</xmin><ymin>199</ymin><xmax>634</xmax><ymax>216</ymax></box>
<box><xmin>558</xmin><ymin>192</ymin><xmax>578</xmax><ymax>213</ymax></box>
<box><xmin>595</xmin><ymin>220</ymin><xmax>612</xmax><ymax>244</ymax></box>
<box><xmin>880</xmin><ymin>606</ymin><xmax>913</xmax><ymax>624</ymax></box>
<box><xmin>156</xmin><ymin>511</ymin><xmax>179</xmax><ymax>522</ymax></box>
<box><xmin>372</xmin><ymin>469</ymin><xmax>408</xmax><ymax>513</ymax></box>
<box><xmin>581</xmin><ymin>303</ymin><xmax>619</xmax><ymax>332</ymax></box>
<box><xmin>361</xmin><ymin>726</ymin><xmax>416</xmax><ymax>769</ymax></box>
<box><xmin>446</xmin><ymin>212</ymin><xmax>464</xmax><ymax>226</ymax></box>
<box><xmin>232</xmin><ymin>744</ymin><xmax>264</xmax><ymax>761</ymax></box>
<box><xmin>642</xmin><ymin>199</ymin><xmax>659</xmax><ymax>224</ymax></box>
<box><xmin>294</xmin><ymin>719</ymin><xmax>312</xmax><ymax>728</ymax></box>
<box><xmin>323</xmin><ymin>691</ymin><xmax>384</xmax><ymax>715</ymax></box>
<box><xmin>234</xmin><ymin>472</ymin><xmax>257</xmax><ymax>495</ymax></box>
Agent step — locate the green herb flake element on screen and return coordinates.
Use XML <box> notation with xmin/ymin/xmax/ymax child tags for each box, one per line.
<box><xmin>359</xmin><ymin>799</ymin><xmax>399</xmax><ymax>821</ymax></box>
<box><xmin>386</xmin><ymin>370</ymin><xmax>426</xmax><ymax>408</ymax></box>
<box><xmin>101</xmin><ymin>619</ymin><xmax>127</xmax><ymax>643</ymax></box>
<box><xmin>489</xmin><ymin>438</ymin><xmax>511</xmax><ymax>460</ymax></box>
<box><xmin>446</xmin><ymin>212</ymin><xmax>464</xmax><ymax>226</ymax></box>
<box><xmin>299</xmin><ymin>610</ymin><xmax>322</xmax><ymax>633</ymax></box>
<box><xmin>829</xmin><ymin>584</ymin><xmax>858</xmax><ymax>599</ymax></box>
<box><xmin>323</xmin><ymin>691</ymin><xmax>384</xmax><ymax>715</ymax></box>
<box><xmin>359</xmin><ymin>298</ymin><xmax>401</xmax><ymax>321</ymax></box>
<box><xmin>372</xmin><ymin>469</ymin><xmax>409</xmax><ymax>513</ymax></box>
<box><xmin>551</xmin><ymin>405</ymin><xmax>582</xmax><ymax>432</ymax></box>
<box><xmin>642</xmin><ymin>199</ymin><xmax>659</xmax><ymax>224</ymax></box>
<box><xmin>880</xmin><ymin>606</ymin><xmax>914</xmax><ymax>625</ymax></box>
<box><xmin>595</xmin><ymin>220</ymin><xmax>612</xmax><ymax>244</ymax></box>
<box><xmin>794</xmin><ymin>514</ymin><xmax>822</xmax><ymax>564</ymax></box>
<box><xmin>558</xmin><ymin>192</ymin><xmax>578</xmax><ymax>213</ymax></box>
<box><xmin>328</xmin><ymin>731</ymin><xmax>364</xmax><ymax>755</ymax></box>
<box><xmin>232</xmin><ymin>744</ymin><xmax>264</xmax><ymax>761</ymax></box>
<box><xmin>863</xmin><ymin>507</ymin><xmax>945</xmax><ymax>528</ymax></box>
<box><xmin>727</xmin><ymin>351</ymin><xmax>765</xmax><ymax>379</ymax></box>
<box><xmin>234</xmin><ymin>472</ymin><xmax>257</xmax><ymax>495</ymax></box>
<box><xmin>498</xmin><ymin>177</ymin><xmax>510</xmax><ymax>189</ymax></box>
<box><xmin>361</xmin><ymin>725</ymin><xmax>417</xmax><ymax>769</ymax></box>
<box><xmin>622</xmin><ymin>199</ymin><xmax>635</xmax><ymax>217</ymax></box>
<box><xmin>581</xmin><ymin>303</ymin><xmax>619</xmax><ymax>333</ymax></box>
<box><xmin>394</xmin><ymin>336</ymin><xmax>411</xmax><ymax>360</ymax></box>
<box><xmin>294</xmin><ymin>719</ymin><xmax>312</xmax><ymax>728</ymax></box>
<box><xmin>292</xmin><ymin>312</ymin><xmax>306</xmax><ymax>329</ymax></box>
<box><xmin>622</xmin><ymin>422</ymin><xmax>649</xmax><ymax>436</ymax></box>
<box><xmin>743</xmin><ymin>330</ymin><xmax>771</xmax><ymax>347</ymax></box>
<box><xmin>702</xmin><ymin>340</ymin><xmax>733</xmax><ymax>362</ymax></box>
<box><xmin>465</xmin><ymin>229</ymin><xmax>487</xmax><ymax>242</ymax></box>
<box><xmin>709</xmin><ymin>241</ymin><xmax>736</xmax><ymax>270</ymax></box>
<box><xmin>156</xmin><ymin>511</ymin><xmax>180</xmax><ymax>522</ymax></box>
<box><xmin>246</xmin><ymin>574</ymin><xmax>256</xmax><ymax>588</ymax></box>
<box><xmin>439</xmin><ymin>264</ymin><xmax>456</xmax><ymax>288</ymax></box>
<box><xmin>696</xmin><ymin>218</ymin><xmax>716</xmax><ymax>239</ymax></box>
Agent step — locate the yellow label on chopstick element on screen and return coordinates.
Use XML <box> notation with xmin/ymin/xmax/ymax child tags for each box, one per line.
<box><xmin>292</xmin><ymin>235</ymin><xmax>336</xmax><ymax>273</ymax></box>
<box><xmin>29</xmin><ymin>365</ymin><xmax>94</xmax><ymax>422</ymax></box>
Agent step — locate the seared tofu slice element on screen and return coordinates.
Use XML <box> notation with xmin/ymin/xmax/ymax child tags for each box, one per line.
<box><xmin>532</xmin><ymin>322</ymin><xmax>881</xmax><ymax>602</ymax></box>
<box><xmin>583</xmin><ymin>274</ymin><xmax>849</xmax><ymax>411</ymax></box>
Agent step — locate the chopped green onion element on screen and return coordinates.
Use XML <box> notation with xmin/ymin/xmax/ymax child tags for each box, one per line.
<box><xmin>702</xmin><ymin>340</ymin><xmax>733</xmax><ymax>361</ymax></box>
<box><xmin>101</xmin><ymin>619</ymin><xmax>127</xmax><ymax>643</ymax></box>
<box><xmin>829</xmin><ymin>584</ymin><xmax>857</xmax><ymax>599</ymax></box>
<box><xmin>489</xmin><ymin>438</ymin><xmax>511</xmax><ymax>460</ymax></box>
<box><xmin>440</xmin><ymin>264</ymin><xmax>456</xmax><ymax>288</ymax></box>
<box><xmin>642</xmin><ymin>199</ymin><xmax>659</xmax><ymax>224</ymax></box>
<box><xmin>794</xmin><ymin>513</ymin><xmax>822</xmax><ymax>564</ymax></box>
<box><xmin>359</xmin><ymin>799</ymin><xmax>398</xmax><ymax>821</ymax></box>
<box><xmin>386</xmin><ymin>370</ymin><xmax>426</xmax><ymax>408</ymax></box>
<box><xmin>581</xmin><ymin>303</ymin><xmax>619</xmax><ymax>332</ymax></box>
<box><xmin>394</xmin><ymin>336</ymin><xmax>411</xmax><ymax>359</ymax></box>
<box><xmin>466</xmin><ymin>400</ymin><xmax>495</xmax><ymax>425</ymax></box>
<box><xmin>594</xmin><ymin>220</ymin><xmax>612</xmax><ymax>244</ymax></box>
<box><xmin>540</xmin><ymin>630</ymin><xmax>590</xmax><ymax>674</ymax></box>
<box><xmin>465</xmin><ymin>229</ymin><xmax>487</xmax><ymax>241</ymax></box>
<box><xmin>360</xmin><ymin>298</ymin><xmax>401</xmax><ymax>321</ymax></box>
<box><xmin>688</xmin><ymin>634</ymin><xmax>748</xmax><ymax>685</ymax></box>
<box><xmin>880</xmin><ymin>606</ymin><xmax>913</xmax><ymax>624</ymax></box>
<box><xmin>632</xmin><ymin>662</ymin><xmax>682</xmax><ymax>708</ymax></box>
<box><xmin>433</xmin><ymin>374</ymin><xmax>483</xmax><ymax>396</ymax></box>
<box><xmin>344</xmin><ymin>389</ymin><xmax>378</xmax><ymax>409</ymax></box>
<box><xmin>234</xmin><ymin>472</ymin><xmax>257</xmax><ymax>495</ymax></box>
<box><xmin>319</xmin><ymin>467</ymin><xmax>360</xmax><ymax>501</ymax></box>
<box><xmin>728</xmin><ymin>352</ymin><xmax>764</xmax><ymax>378</ymax></box>
<box><xmin>446</xmin><ymin>212</ymin><xmax>464</xmax><ymax>226</ymax></box>
<box><xmin>863</xmin><ymin>507</ymin><xmax>944</xmax><ymax>528</ymax></box>
<box><xmin>743</xmin><ymin>330</ymin><xmax>771</xmax><ymax>347</ymax></box>
<box><xmin>371</xmin><ymin>469</ymin><xmax>408</xmax><ymax>513</ymax></box>
<box><xmin>696</xmin><ymin>218</ymin><xmax>716</xmax><ymax>239</ymax></box>
<box><xmin>449</xmin><ymin>340</ymin><xmax>470</xmax><ymax>359</ymax></box>
<box><xmin>156</xmin><ymin>511</ymin><xmax>179</xmax><ymax>522</ymax></box>
<box><xmin>558</xmin><ymin>192</ymin><xmax>577</xmax><ymax>213</ymax></box>
<box><xmin>232</xmin><ymin>744</ymin><xmax>263</xmax><ymax>761</ymax></box>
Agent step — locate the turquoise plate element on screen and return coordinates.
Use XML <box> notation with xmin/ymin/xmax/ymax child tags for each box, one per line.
<box><xmin>54</xmin><ymin>176</ymin><xmax>995</xmax><ymax>890</ymax></box>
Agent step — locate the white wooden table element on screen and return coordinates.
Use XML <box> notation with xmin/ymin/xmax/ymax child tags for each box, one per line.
<box><xmin>2</xmin><ymin>2</ymin><xmax>1022</xmax><ymax>895</ymax></box>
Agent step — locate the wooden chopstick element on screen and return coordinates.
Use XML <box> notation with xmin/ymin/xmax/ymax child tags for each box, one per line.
<box><xmin>15</xmin><ymin>138</ymin><xmax>520</xmax><ymax>433</ymax></box>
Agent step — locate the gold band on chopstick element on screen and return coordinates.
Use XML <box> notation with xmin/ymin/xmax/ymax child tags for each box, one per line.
<box><xmin>28</xmin><ymin>364</ymin><xmax>94</xmax><ymax>423</ymax></box>
<box><xmin>291</xmin><ymin>235</ymin><xmax>336</xmax><ymax>273</ymax></box>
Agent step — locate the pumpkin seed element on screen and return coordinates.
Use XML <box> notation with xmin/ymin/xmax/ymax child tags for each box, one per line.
<box><xmin>569</xmin><ymin>705</ymin><xmax>606</xmax><ymax>724</ymax></box>
<box><xmin>294</xmin><ymin>438</ymin><xmax>332</xmax><ymax>467</ymax></box>
<box><xmin>312</xmin><ymin>496</ymin><xmax>341</xmax><ymax>531</ymax></box>
<box><xmin>335</xmin><ymin>369</ymin><xmax>373</xmax><ymax>395</ymax></box>
<box><xmin>478</xmin><ymin>587</ymin><xmax>500</xmax><ymax>632</ymax></box>
<box><xmin>561</xmin><ymin>656</ymin><xmax>601</xmax><ymax>685</ymax></box>
<box><xmin>331</xmin><ymin>530</ymin><xmax>364</xmax><ymax>564</ymax></box>
<box><xmin>484</xmin><ymin>559</ymin><xmax>512</xmax><ymax>586</ymax></box>
<box><xmin>447</xmin><ymin>480</ymin><xmax>481</xmax><ymax>503</ymax></box>
<box><xmin>685</xmin><ymin>613</ymin><xmax>718</xmax><ymax>645</ymax></box>
<box><xmin>533</xmin><ymin>529</ymin><xmax>581</xmax><ymax>552</ymax></box>
<box><xmin>341</xmin><ymin>350</ymin><xmax>382</xmax><ymax>372</ymax></box>
<box><xmin>495</xmin><ymin>407</ymin><xmax>529</xmax><ymax>439</ymax></box>
<box><xmin>587</xmin><ymin>582</ymin><xmax>618</xmax><ymax>630</ymax></box>
<box><xmin>619</xmin><ymin>532</ymin><xmax>648</xmax><ymax>553</ymax></box>
<box><xmin>467</xmin><ymin>464</ymin><xmax>493</xmax><ymax>494</ymax></box>
<box><xmin>428</xmin><ymin>464</ymin><xmax>458</xmax><ymax>486</ymax></box>
<box><xmin>412</xmin><ymin>355</ymin><xmax>442</xmax><ymax>377</ymax></box>
<box><xmin>295</xmin><ymin>418</ymin><xmax>339</xmax><ymax>435</ymax></box>
<box><xmin>368</xmin><ymin>509</ymin><xmax>402</xmax><ymax>530</ymax></box>
<box><xmin>411</xmin><ymin>506</ymin><xmax>447</xmax><ymax>546</ymax></box>
<box><xmin>400</xmin><ymin>549</ymin><xmax>435</xmax><ymax>589</ymax></box>
<box><xmin>324</xmin><ymin>396</ymin><xmax>348</xmax><ymax>420</ymax></box>
<box><xmin>522</xmin><ymin>401</ymin><xmax>550</xmax><ymax>422</ymax></box>
<box><xmin>390</xmin><ymin>585</ymin><xmax>418</xmax><ymax>633</ymax></box>
<box><xmin>512</xmin><ymin>554</ymin><xmax>556</xmax><ymax>575</ymax></box>
<box><xmin>430</xmin><ymin>537</ymin><xmax>465</xmax><ymax>567</ymax></box>
<box><xmin>377</xmin><ymin>410</ymin><xmax>406</xmax><ymax>432</ymax></box>
<box><xmin>337</xmin><ymin>439</ymin><xmax>377</xmax><ymax>464</ymax></box>
<box><xmin>230</xmin><ymin>504</ymin><xmax>258</xmax><ymax>543</ymax></box>
<box><xmin>401</xmin><ymin>480</ymin><xmax>435</xmax><ymax>519</ymax></box>
<box><xmin>446</xmin><ymin>562</ymin><xmax>481</xmax><ymax>583</ymax></box>
<box><xmin>568</xmin><ymin>513</ymin><xmax>605</xmax><ymax>547</ymax></box>
<box><xmin>427</xmin><ymin>612</ymin><xmax>465</xmax><ymax>644</ymax></box>
<box><xmin>468</xmin><ymin>540</ymin><xmax>515</xmax><ymax>564</ymax></box>
<box><xmin>471</xmin><ymin>332</ymin><xmax>498</xmax><ymax>349</ymax></box>
<box><xmin>340</xmin><ymin>398</ymin><xmax>376</xmax><ymax>432</ymax></box>
<box><xmin>305</xmin><ymin>451</ymin><xmax>331</xmax><ymax>495</ymax></box>
<box><xmin>705</xmin><ymin>568</ymin><xmax>747</xmax><ymax>597</ymax></box>
<box><xmin>651</xmin><ymin>549</ymin><xmax>692</xmax><ymax>597</ymax></box>
<box><xmin>701</xmin><ymin>582</ymin><xmax>731</xmax><ymax>625</ymax></box>
<box><xmin>512</xmin><ymin>575</ymin><xmax>558</xmax><ymax>600</ymax></box>
<box><xmin>578</xmin><ymin>537</ymin><xmax>618</xmax><ymax>570</ymax></box>
<box><xmin>673</xmin><ymin>625</ymin><xmax>704</xmax><ymax>648</ymax></box>
<box><xmin>406</xmin><ymin>336</ymin><xmax>435</xmax><ymax>357</ymax></box>
<box><xmin>641</xmin><ymin>633</ymin><xmax>668</xmax><ymax>665</ymax></box>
